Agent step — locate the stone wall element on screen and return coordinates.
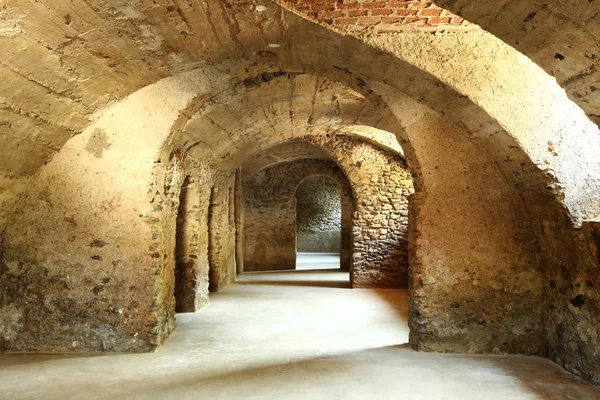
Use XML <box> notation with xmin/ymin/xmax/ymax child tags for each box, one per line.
<box><xmin>172</xmin><ymin>169</ymin><xmax>239</xmax><ymax>312</ymax></box>
<box><xmin>207</xmin><ymin>175</ymin><xmax>238</xmax><ymax>292</ymax></box>
<box><xmin>0</xmin><ymin>146</ymin><xmax>240</xmax><ymax>353</ymax></box>
<box><xmin>296</xmin><ymin>176</ymin><xmax>343</xmax><ymax>253</ymax></box>
<box><xmin>538</xmin><ymin>218</ymin><xmax>600</xmax><ymax>385</ymax></box>
<box><xmin>242</xmin><ymin>135</ymin><xmax>412</xmax><ymax>288</ymax></box>
<box><xmin>1</xmin><ymin>2</ymin><xmax>598</xmax><ymax>385</ymax></box>
<box><xmin>378</xmin><ymin>87</ymin><xmax>546</xmax><ymax>356</ymax></box>
<box><xmin>243</xmin><ymin>159</ymin><xmax>352</xmax><ymax>272</ymax></box>
<box><xmin>174</xmin><ymin>176</ymin><xmax>204</xmax><ymax>313</ymax></box>
<box><xmin>302</xmin><ymin>135</ymin><xmax>412</xmax><ymax>288</ymax></box>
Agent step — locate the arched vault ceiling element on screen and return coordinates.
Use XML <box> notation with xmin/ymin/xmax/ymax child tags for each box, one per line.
<box><xmin>175</xmin><ymin>73</ymin><xmax>402</xmax><ymax>170</ymax></box>
<box><xmin>278</xmin><ymin>0</ymin><xmax>600</xmax><ymax>126</ymax></box>
<box><xmin>431</xmin><ymin>0</ymin><xmax>600</xmax><ymax>125</ymax></box>
<box><xmin>239</xmin><ymin>134</ymin><xmax>404</xmax><ymax>176</ymax></box>
<box><xmin>0</xmin><ymin>0</ymin><xmax>599</xmax><ymax>223</ymax></box>
<box><xmin>240</xmin><ymin>140</ymin><xmax>332</xmax><ymax>175</ymax></box>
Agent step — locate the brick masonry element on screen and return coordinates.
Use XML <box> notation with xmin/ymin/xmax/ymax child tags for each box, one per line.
<box><xmin>282</xmin><ymin>0</ymin><xmax>472</xmax><ymax>32</ymax></box>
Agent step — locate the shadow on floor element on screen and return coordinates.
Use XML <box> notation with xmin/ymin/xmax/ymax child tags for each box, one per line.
<box><xmin>238</xmin><ymin>268</ymin><xmax>351</xmax><ymax>289</ymax></box>
<box><xmin>4</xmin><ymin>346</ymin><xmax>599</xmax><ymax>399</ymax></box>
<box><xmin>0</xmin><ymin>352</ymin><xmax>117</xmax><ymax>367</ymax></box>
<box><xmin>235</xmin><ymin>279</ymin><xmax>351</xmax><ymax>289</ymax></box>
<box><xmin>372</xmin><ymin>288</ymin><xmax>410</xmax><ymax>321</ymax></box>
<box><xmin>241</xmin><ymin>268</ymin><xmax>344</xmax><ymax>274</ymax></box>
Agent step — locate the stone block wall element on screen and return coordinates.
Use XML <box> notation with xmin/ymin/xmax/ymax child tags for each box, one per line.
<box><xmin>296</xmin><ymin>176</ymin><xmax>343</xmax><ymax>253</ymax></box>
<box><xmin>174</xmin><ymin>176</ymin><xmax>212</xmax><ymax>313</ymax></box>
<box><xmin>302</xmin><ymin>135</ymin><xmax>413</xmax><ymax>288</ymax></box>
<box><xmin>242</xmin><ymin>135</ymin><xmax>412</xmax><ymax>288</ymax></box>
<box><xmin>243</xmin><ymin>159</ymin><xmax>352</xmax><ymax>272</ymax></box>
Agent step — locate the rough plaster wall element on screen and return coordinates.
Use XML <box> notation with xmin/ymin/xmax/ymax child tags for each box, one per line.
<box><xmin>4</xmin><ymin>0</ymin><xmax>598</xmax><ymax>230</ymax></box>
<box><xmin>427</xmin><ymin>0</ymin><xmax>600</xmax><ymax>128</ymax></box>
<box><xmin>208</xmin><ymin>174</ymin><xmax>238</xmax><ymax>292</ymax></box>
<box><xmin>2</xmin><ymin>1</ymin><xmax>599</xmax><ymax>229</ymax></box>
<box><xmin>537</xmin><ymin>219</ymin><xmax>600</xmax><ymax>385</ymax></box>
<box><xmin>0</xmin><ymin>2</ymin><xmax>597</xmax><ymax>384</ymax></box>
<box><xmin>296</xmin><ymin>176</ymin><xmax>342</xmax><ymax>253</ymax></box>
<box><xmin>0</xmin><ymin>65</ymin><xmax>244</xmax><ymax>352</ymax></box>
<box><xmin>174</xmin><ymin>176</ymin><xmax>211</xmax><ymax>313</ymax></box>
<box><xmin>303</xmin><ymin>135</ymin><xmax>412</xmax><ymax>288</ymax></box>
<box><xmin>374</xmin><ymin>83</ymin><xmax>544</xmax><ymax>355</ymax></box>
<box><xmin>0</xmin><ymin>156</ymin><xmax>182</xmax><ymax>353</ymax></box>
<box><xmin>243</xmin><ymin>159</ymin><xmax>351</xmax><ymax>272</ymax></box>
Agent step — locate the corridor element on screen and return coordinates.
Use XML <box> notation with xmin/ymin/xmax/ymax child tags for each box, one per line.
<box><xmin>1</xmin><ymin>264</ymin><xmax>598</xmax><ymax>399</ymax></box>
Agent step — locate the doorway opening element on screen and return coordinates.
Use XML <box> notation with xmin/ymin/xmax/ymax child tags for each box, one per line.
<box><xmin>295</xmin><ymin>175</ymin><xmax>344</xmax><ymax>271</ymax></box>
<box><xmin>174</xmin><ymin>176</ymin><xmax>197</xmax><ymax>313</ymax></box>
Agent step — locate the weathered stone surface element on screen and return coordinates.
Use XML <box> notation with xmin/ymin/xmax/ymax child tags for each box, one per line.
<box><xmin>302</xmin><ymin>135</ymin><xmax>412</xmax><ymax>288</ymax></box>
<box><xmin>0</xmin><ymin>0</ymin><xmax>599</xmax><ymax>388</ymax></box>
<box><xmin>242</xmin><ymin>135</ymin><xmax>411</xmax><ymax>288</ymax></box>
<box><xmin>242</xmin><ymin>157</ymin><xmax>353</xmax><ymax>273</ymax></box>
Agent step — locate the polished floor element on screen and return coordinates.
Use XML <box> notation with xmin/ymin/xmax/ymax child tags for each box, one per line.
<box><xmin>1</xmin><ymin>255</ymin><xmax>599</xmax><ymax>399</ymax></box>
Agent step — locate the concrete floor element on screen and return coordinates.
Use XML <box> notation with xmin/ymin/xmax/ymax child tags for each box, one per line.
<box><xmin>1</xmin><ymin>255</ymin><xmax>599</xmax><ymax>399</ymax></box>
<box><xmin>296</xmin><ymin>252</ymin><xmax>340</xmax><ymax>270</ymax></box>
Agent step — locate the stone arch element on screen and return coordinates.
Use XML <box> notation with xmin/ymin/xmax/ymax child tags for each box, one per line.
<box><xmin>276</xmin><ymin>0</ymin><xmax>600</xmax><ymax>128</ymax></box>
<box><xmin>429</xmin><ymin>0</ymin><xmax>600</xmax><ymax>126</ymax></box>
<box><xmin>0</xmin><ymin>8</ymin><xmax>596</xmax><ymax>367</ymax></box>
<box><xmin>295</xmin><ymin>135</ymin><xmax>413</xmax><ymax>289</ymax></box>
<box><xmin>0</xmin><ymin>0</ymin><xmax>598</xmax><ymax>386</ymax></box>
<box><xmin>242</xmin><ymin>156</ymin><xmax>353</xmax><ymax>272</ymax></box>
<box><xmin>1</xmin><ymin>2</ymin><xmax>599</xmax><ymax>225</ymax></box>
<box><xmin>0</xmin><ymin>63</ymin><xmax>539</xmax><ymax>352</ymax></box>
<box><xmin>0</xmin><ymin>58</ymin><xmax>540</xmax><ymax>356</ymax></box>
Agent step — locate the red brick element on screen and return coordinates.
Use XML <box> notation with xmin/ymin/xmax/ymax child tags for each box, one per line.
<box><xmin>419</xmin><ymin>9</ymin><xmax>442</xmax><ymax>16</ymax></box>
<box><xmin>348</xmin><ymin>9</ymin><xmax>368</xmax><ymax>16</ymax></box>
<box><xmin>409</xmin><ymin>1</ymin><xmax>432</xmax><ymax>8</ymax></box>
<box><xmin>357</xmin><ymin>16</ymin><xmax>382</xmax><ymax>24</ymax></box>
<box><xmin>404</xmin><ymin>16</ymin><xmax>421</xmax><ymax>23</ymax></box>
<box><xmin>371</xmin><ymin>9</ymin><xmax>393</xmax><ymax>16</ymax></box>
<box><xmin>311</xmin><ymin>3</ymin><xmax>336</xmax><ymax>11</ymax></box>
<box><xmin>427</xmin><ymin>16</ymin><xmax>451</xmax><ymax>24</ymax></box>
<box><xmin>361</xmin><ymin>2</ymin><xmax>385</xmax><ymax>9</ymax></box>
<box><xmin>288</xmin><ymin>0</ymin><xmax>466</xmax><ymax>30</ymax></box>
<box><xmin>335</xmin><ymin>17</ymin><xmax>357</xmax><ymax>24</ymax></box>
<box><xmin>337</xmin><ymin>1</ymin><xmax>360</xmax><ymax>9</ymax></box>
<box><xmin>397</xmin><ymin>9</ymin><xmax>417</xmax><ymax>16</ymax></box>
<box><xmin>323</xmin><ymin>10</ymin><xmax>344</xmax><ymax>18</ymax></box>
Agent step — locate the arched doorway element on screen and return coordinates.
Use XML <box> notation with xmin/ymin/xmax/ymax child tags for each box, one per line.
<box><xmin>295</xmin><ymin>175</ymin><xmax>349</xmax><ymax>271</ymax></box>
